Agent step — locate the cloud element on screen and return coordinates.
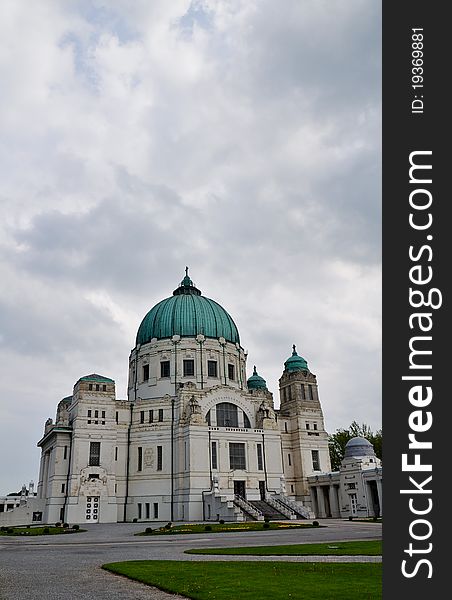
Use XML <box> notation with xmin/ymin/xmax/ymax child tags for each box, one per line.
<box><xmin>0</xmin><ymin>0</ymin><xmax>381</xmax><ymax>493</ymax></box>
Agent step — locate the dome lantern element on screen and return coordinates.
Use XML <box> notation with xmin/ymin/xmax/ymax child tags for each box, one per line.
<box><xmin>136</xmin><ymin>270</ymin><xmax>240</xmax><ymax>345</ymax></box>
<box><xmin>284</xmin><ymin>344</ymin><xmax>309</xmax><ymax>373</ymax></box>
<box><xmin>247</xmin><ymin>366</ymin><xmax>267</xmax><ymax>390</ymax></box>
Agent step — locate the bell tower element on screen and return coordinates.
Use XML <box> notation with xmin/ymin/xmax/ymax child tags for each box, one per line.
<box><xmin>278</xmin><ymin>346</ymin><xmax>331</xmax><ymax>506</ymax></box>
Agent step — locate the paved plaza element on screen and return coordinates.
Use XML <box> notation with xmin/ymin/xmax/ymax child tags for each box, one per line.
<box><xmin>0</xmin><ymin>520</ymin><xmax>382</xmax><ymax>599</ymax></box>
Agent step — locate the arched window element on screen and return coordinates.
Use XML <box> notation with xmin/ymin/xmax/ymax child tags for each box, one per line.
<box><xmin>216</xmin><ymin>403</ymin><xmax>238</xmax><ymax>427</ymax></box>
<box><xmin>206</xmin><ymin>403</ymin><xmax>251</xmax><ymax>428</ymax></box>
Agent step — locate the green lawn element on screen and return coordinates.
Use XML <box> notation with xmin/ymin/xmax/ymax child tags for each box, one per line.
<box><xmin>103</xmin><ymin>560</ymin><xmax>382</xmax><ymax>600</ymax></box>
<box><xmin>185</xmin><ymin>539</ymin><xmax>382</xmax><ymax>556</ymax></box>
<box><xmin>0</xmin><ymin>526</ymin><xmax>83</xmax><ymax>536</ymax></box>
<box><xmin>136</xmin><ymin>521</ymin><xmax>322</xmax><ymax>535</ymax></box>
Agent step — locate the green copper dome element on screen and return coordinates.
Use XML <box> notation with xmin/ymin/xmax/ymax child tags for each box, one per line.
<box><xmin>284</xmin><ymin>345</ymin><xmax>309</xmax><ymax>372</ymax></box>
<box><xmin>136</xmin><ymin>269</ymin><xmax>240</xmax><ymax>345</ymax></box>
<box><xmin>247</xmin><ymin>366</ymin><xmax>267</xmax><ymax>390</ymax></box>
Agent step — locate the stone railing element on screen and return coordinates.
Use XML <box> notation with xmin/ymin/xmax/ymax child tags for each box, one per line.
<box><xmin>273</xmin><ymin>494</ymin><xmax>312</xmax><ymax>519</ymax></box>
<box><xmin>233</xmin><ymin>495</ymin><xmax>264</xmax><ymax>521</ymax></box>
<box><xmin>265</xmin><ymin>495</ymin><xmax>296</xmax><ymax>519</ymax></box>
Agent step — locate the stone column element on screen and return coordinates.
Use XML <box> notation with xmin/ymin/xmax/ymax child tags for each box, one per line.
<box><xmin>328</xmin><ymin>485</ymin><xmax>340</xmax><ymax>518</ymax></box>
<box><xmin>316</xmin><ymin>486</ymin><xmax>327</xmax><ymax>518</ymax></box>
<box><xmin>376</xmin><ymin>479</ymin><xmax>383</xmax><ymax>516</ymax></box>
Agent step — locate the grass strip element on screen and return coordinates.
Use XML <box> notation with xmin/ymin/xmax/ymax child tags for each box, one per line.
<box><xmin>185</xmin><ymin>539</ymin><xmax>382</xmax><ymax>556</ymax></box>
<box><xmin>103</xmin><ymin>560</ymin><xmax>382</xmax><ymax>600</ymax></box>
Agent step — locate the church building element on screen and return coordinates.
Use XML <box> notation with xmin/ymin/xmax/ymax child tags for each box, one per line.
<box><xmin>32</xmin><ymin>271</ymin><xmax>332</xmax><ymax>524</ymax></box>
<box><xmin>2</xmin><ymin>271</ymin><xmax>354</xmax><ymax>526</ymax></box>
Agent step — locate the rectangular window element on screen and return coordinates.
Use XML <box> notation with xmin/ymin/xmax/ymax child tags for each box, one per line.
<box><xmin>96</xmin><ymin>384</ymin><xmax>100</xmax><ymax>391</ymax></box>
<box><xmin>94</xmin><ymin>410</ymin><xmax>99</xmax><ymax>419</ymax></box>
<box><xmin>283</xmin><ymin>388</ymin><xmax>287</xmax><ymax>402</ymax></box>
<box><xmin>228</xmin><ymin>363</ymin><xmax>235</xmax><ymax>380</ymax></box>
<box><xmin>153</xmin><ymin>503</ymin><xmax>159</xmax><ymax>518</ymax></box>
<box><xmin>288</xmin><ymin>387</ymin><xmax>292</xmax><ymax>401</ymax></box>
<box><xmin>149</xmin><ymin>409</ymin><xmax>154</xmax><ymax>423</ymax></box>
<box><xmin>313</xmin><ymin>423</ymin><xmax>318</xmax><ymax>430</ymax></box>
<box><xmin>140</xmin><ymin>411</ymin><xmax>145</xmax><ymax>424</ymax></box>
<box><xmin>157</xmin><ymin>446</ymin><xmax>163</xmax><ymax>471</ymax></box>
<box><xmin>89</xmin><ymin>384</ymin><xmax>93</xmax><ymax>391</ymax></box>
<box><xmin>306</xmin><ymin>422</ymin><xmax>310</xmax><ymax>430</ymax></box>
<box><xmin>284</xmin><ymin>422</ymin><xmax>288</xmax><ymax>433</ymax></box>
<box><xmin>101</xmin><ymin>410</ymin><xmax>105</xmax><ymax>419</ymax></box>
<box><xmin>145</xmin><ymin>502</ymin><xmax>150</xmax><ymax>519</ymax></box>
<box><xmin>257</xmin><ymin>443</ymin><xmax>263</xmax><ymax>471</ymax></box>
<box><xmin>158</xmin><ymin>409</ymin><xmax>163</xmax><ymax>422</ymax></box>
<box><xmin>115</xmin><ymin>447</ymin><xmax>118</xmax><ymax>461</ymax></box>
<box><xmin>116</xmin><ymin>411</ymin><xmax>119</xmax><ymax>424</ymax></box>
<box><xmin>88</xmin><ymin>409</ymin><xmax>92</xmax><ymax>419</ymax></box>
<box><xmin>138</xmin><ymin>447</ymin><xmax>143</xmax><ymax>471</ymax></box>
<box><xmin>183</xmin><ymin>359</ymin><xmax>195</xmax><ymax>377</ymax></box>
<box><xmin>308</xmin><ymin>385</ymin><xmax>314</xmax><ymax>400</ymax></box>
<box><xmin>63</xmin><ymin>446</ymin><xmax>68</xmax><ymax>459</ymax></box>
<box><xmin>143</xmin><ymin>364</ymin><xmax>149</xmax><ymax>381</ymax></box>
<box><xmin>211</xmin><ymin>441</ymin><xmax>218</xmax><ymax>469</ymax></box>
<box><xmin>89</xmin><ymin>442</ymin><xmax>100</xmax><ymax>466</ymax></box>
<box><xmin>288</xmin><ymin>453</ymin><xmax>292</xmax><ymax>466</ymax></box>
<box><xmin>207</xmin><ymin>360</ymin><xmax>218</xmax><ymax>377</ymax></box>
<box><xmin>61</xmin><ymin>484</ymin><xmax>65</xmax><ymax>493</ymax></box>
<box><xmin>312</xmin><ymin>450</ymin><xmax>320</xmax><ymax>471</ymax></box>
<box><xmin>103</xmin><ymin>384</ymin><xmax>107</xmax><ymax>391</ymax></box>
<box><xmin>160</xmin><ymin>361</ymin><xmax>170</xmax><ymax>377</ymax></box>
<box><xmin>138</xmin><ymin>503</ymin><xmax>142</xmax><ymax>519</ymax></box>
<box><xmin>229</xmin><ymin>443</ymin><xmax>246</xmax><ymax>470</ymax></box>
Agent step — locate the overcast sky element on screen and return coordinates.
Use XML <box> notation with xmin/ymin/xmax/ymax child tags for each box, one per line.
<box><xmin>0</xmin><ymin>0</ymin><xmax>381</xmax><ymax>494</ymax></box>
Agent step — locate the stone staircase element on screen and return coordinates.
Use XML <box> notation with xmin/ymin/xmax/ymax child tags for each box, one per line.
<box><xmin>248</xmin><ymin>500</ymin><xmax>287</xmax><ymax>520</ymax></box>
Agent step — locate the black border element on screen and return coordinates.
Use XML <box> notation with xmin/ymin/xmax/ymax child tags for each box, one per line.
<box><xmin>383</xmin><ymin>1</ymin><xmax>448</xmax><ymax>595</ymax></box>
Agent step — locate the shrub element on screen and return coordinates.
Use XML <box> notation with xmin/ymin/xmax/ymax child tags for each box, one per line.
<box><xmin>348</xmin><ymin>516</ymin><xmax>353</xmax><ymax>521</ymax></box>
<box><xmin>72</xmin><ymin>524</ymin><xmax>80</xmax><ymax>530</ymax></box>
<box><xmin>132</xmin><ymin>518</ymin><xmax>138</xmax><ymax>523</ymax></box>
<box><xmin>372</xmin><ymin>516</ymin><xmax>378</xmax><ymax>522</ymax></box>
<box><xmin>7</xmin><ymin>528</ymin><xmax>13</xmax><ymax>534</ymax></box>
<box><xmin>219</xmin><ymin>519</ymin><xmax>225</xmax><ymax>525</ymax></box>
<box><xmin>55</xmin><ymin>522</ymin><xmax>61</xmax><ymax>528</ymax></box>
<box><xmin>165</xmin><ymin>522</ymin><xmax>172</xmax><ymax>530</ymax></box>
<box><xmin>0</xmin><ymin>526</ymin><xmax>6</xmax><ymax>532</ymax></box>
<box><xmin>264</xmin><ymin>516</ymin><xmax>270</xmax><ymax>523</ymax></box>
<box><xmin>312</xmin><ymin>521</ymin><xmax>319</xmax><ymax>527</ymax></box>
<box><xmin>145</xmin><ymin>527</ymin><xmax>153</xmax><ymax>534</ymax></box>
<box><xmin>43</xmin><ymin>527</ymin><xmax>50</xmax><ymax>534</ymax></box>
<box><xmin>263</xmin><ymin>522</ymin><xmax>270</xmax><ymax>529</ymax></box>
<box><xmin>204</xmin><ymin>525</ymin><xmax>212</xmax><ymax>531</ymax></box>
<box><xmin>62</xmin><ymin>523</ymin><xmax>69</xmax><ymax>529</ymax></box>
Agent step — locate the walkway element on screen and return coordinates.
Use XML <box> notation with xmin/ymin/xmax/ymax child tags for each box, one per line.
<box><xmin>0</xmin><ymin>520</ymin><xmax>382</xmax><ymax>599</ymax></box>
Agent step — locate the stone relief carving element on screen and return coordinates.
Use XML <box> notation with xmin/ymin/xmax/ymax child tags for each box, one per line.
<box><xmin>183</xmin><ymin>395</ymin><xmax>204</xmax><ymax>425</ymax></box>
<box><xmin>256</xmin><ymin>399</ymin><xmax>278</xmax><ymax>430</ymax></box>
<box><xmin>144</xmin><ymin>447</ymin><xmax>154</xmax><ymax>468</ymax></box>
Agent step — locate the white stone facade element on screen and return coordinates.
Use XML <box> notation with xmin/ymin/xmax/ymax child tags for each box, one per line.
<box><xmin>308</xmin><ymin>437</ymin><xmax>382</xmax><ymax>519</ymax></box>
<box><xmin>1</xmin><ymin>278</ymin><xmax>341</xmax><ymax>526</ymax></box>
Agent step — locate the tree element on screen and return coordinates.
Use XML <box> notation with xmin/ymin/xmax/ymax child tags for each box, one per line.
<box><xmin>328</xmin><ymin>421</ymin><xmax>382</xmax><ymax>471</ymax></box>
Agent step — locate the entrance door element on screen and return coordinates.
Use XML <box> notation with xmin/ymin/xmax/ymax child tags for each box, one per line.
<box><xmin>234</xmin><ymin>480</ymin><xmax>246</xmax><ymax>499</ymax></box>
<box><xmin>259</xmin><ymin>481</ymin><xmax>266</xmax><ymax>500</ymax></box>
<box><xmin>350</xmin><ymin>493</ymin><xmax>358</xmax><ymax>516</ymax></box>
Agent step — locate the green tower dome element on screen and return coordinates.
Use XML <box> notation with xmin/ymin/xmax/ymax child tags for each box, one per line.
<box><xmin>284</xmin><ymin>345</ymin><xmax>309</xmax><ymax>372</ymax></box>
<box><xmin>247</xmin><ymin>366</ymin><xmax>267</xmax><ymax>390</ymax></box>
<box><xmin>136</xmin><ymin>269</ymin><xmax>240</xmax><ymax>345</ymax></box>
